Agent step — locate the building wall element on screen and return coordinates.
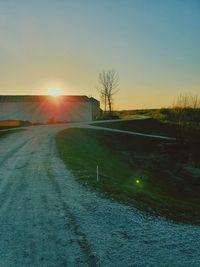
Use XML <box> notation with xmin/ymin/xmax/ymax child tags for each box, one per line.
<box><xmin>0</xmin><ymin>98</ymin><xmax>92</xmax><ymax>123</ymax></box>
<box><xmin>0</xmin><ymin>120</ymin><xmax>21</xmax><ymax>127</ymax></box>
<box><xmin>90</xmin><ymin>97</ymin><xmax>100</xmax><ymax>119</ymax></box>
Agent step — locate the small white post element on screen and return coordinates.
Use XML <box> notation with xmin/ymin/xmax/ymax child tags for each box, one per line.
<box><xmin>97</xmin><ymin>165</ymin><xmax>99</xmax><ymax>183</ymax></box>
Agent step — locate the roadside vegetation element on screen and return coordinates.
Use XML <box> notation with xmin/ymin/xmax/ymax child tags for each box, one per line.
<box><xmin>56</xmin><ymin>93</ymin><xmax>200</xmax><ymax>224</ymax></box>
<box><xmin>56</xmin><ymin>125</ymin><xmax>200</xmax><ymax>224</ymax></box>
<box><xmin>0</xmin><ymin>130</ymin><xmax>10</xmax><ymax>138</ymax></box>
<box><xmin>91</xmin><ymin>118</ymin><xmax>178</xmax><ymax>138</ymax></box>
<box><xmin>0</xmin><ymin>129</ymin><xmax>23</xmax><ymax>139</ymax></box>
<box><xmin>0</xmin><ymin>126</ymin><xmax>21</xmax><ymax>130</ymax></box>
<box><xmin>101</xmin><ymin>93</ymin><xmax>200</xmax><ymax>167</ymax></box>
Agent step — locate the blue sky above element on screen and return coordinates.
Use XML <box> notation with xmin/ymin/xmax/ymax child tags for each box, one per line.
<box><xmin>0</xmin><ymin>0</ymin><xmax>199</xmax><ymax>109</ymax></box>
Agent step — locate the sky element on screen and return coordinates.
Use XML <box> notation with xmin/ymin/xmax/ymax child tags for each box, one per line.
<box><xmin>0</xmin><ymin>0</ymin><xmax>199</xmax><ymax>109</ymax></box>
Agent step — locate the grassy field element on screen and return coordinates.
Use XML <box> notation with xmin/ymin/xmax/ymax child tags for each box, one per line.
<box><xmin>56</xmin><ymin>126</ymin><xmax>200</xmax><ymax>224</ymax></box>
<box><xmin>91</xmin><ymin>118</ymin><xmax>178</xmax><ymax>137</ymax></box>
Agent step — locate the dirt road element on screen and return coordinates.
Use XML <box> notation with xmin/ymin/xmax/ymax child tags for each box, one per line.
<box><xmin>0</xmin><ymin>124</ymin><xmax>200</xmax><ymax>266</ymax></box>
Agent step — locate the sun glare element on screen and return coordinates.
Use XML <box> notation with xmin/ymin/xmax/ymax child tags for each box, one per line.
<box><xmin>48</xmin><ymin>88</ymin><xmax>61</xmax><ymax>97</ymax></box>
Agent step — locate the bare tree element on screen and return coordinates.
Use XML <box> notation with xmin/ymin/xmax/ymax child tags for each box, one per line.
<box><xmin>97</xmin><ymin>69</ymin><xmax>119</xmax><ymax>114</ymax></box>
<box><xmin>173</xmin><ymin>93</ymin><xmax>200</xmax><ymax>109</ymax></box>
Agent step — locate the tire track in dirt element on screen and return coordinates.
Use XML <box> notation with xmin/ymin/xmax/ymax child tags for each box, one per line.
<box><xmin>46</xmin><ymin>136</ymin><xmax>97</xmax><ymax>267</ymax></box>
<box><xmin>0</xmin><ymin>134</ymin><xmax>40</xmax><ymax>266</ymax></box>
<box><xmin>0</xmin><ymin>135</ymin><xmax>35</xmax><ymax>212</ymax></box>
<box><xmin>0</xmin><ymin>136</ymin><xmax>34</xmax><ymax>166</ymax></box>
<box><xmin>0</xmin><ymin>127</ymin><xmax>95</xmax><ymax>266</ymax></box>
<box><xmin>11</xmin><ymin>132</ymin><xmax>72</xmax><ymax>266</ymax></box>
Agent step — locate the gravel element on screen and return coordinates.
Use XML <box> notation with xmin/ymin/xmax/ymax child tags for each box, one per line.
<box><xmin>0</xmin><ymin>124</ymin><xmax>200</xmax><ymax>266</ymax></box>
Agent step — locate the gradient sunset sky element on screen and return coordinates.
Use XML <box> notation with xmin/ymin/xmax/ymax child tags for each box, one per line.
<box><xmin>0</xmin><ymin>0</ymin><xmax>199</xmax><ymax>109</ymax></box>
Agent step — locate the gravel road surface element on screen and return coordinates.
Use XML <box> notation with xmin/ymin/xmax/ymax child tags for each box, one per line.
<box><xmin>0</xmin><ymin>124</ymin><xmax>200</xmax><ymax>267</ymax></box>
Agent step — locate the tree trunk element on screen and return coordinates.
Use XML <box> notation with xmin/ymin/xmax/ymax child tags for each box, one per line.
<box><xmin>108</xmin><ymin>98</ymin><xmax>112</xmax><ymax>114</ymax></box>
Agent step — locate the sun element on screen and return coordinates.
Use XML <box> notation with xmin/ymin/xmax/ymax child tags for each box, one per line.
<box><xmin>48</xmin><ymin>88</ymin><xmax>61</xmax><ymax>97</ymax></box>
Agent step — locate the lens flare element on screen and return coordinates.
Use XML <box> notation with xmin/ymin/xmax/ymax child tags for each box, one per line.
<box><xmin>136</xmin><ymin>179</ymin><xmax>140</xmax><ymax>184</ymax></box>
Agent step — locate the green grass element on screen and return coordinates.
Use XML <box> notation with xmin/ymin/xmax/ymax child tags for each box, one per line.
<box><xmin>0</xmin><ymin>130</ymin><xmax>12</xmax><ymax>139</ymax></box>
<box><xmin>0</xmin><ymin>126</ymin><xmax>21</xmax><ymax>130</ymax></box>
<box><xmin>0</xmin><ymin>129</ymin><xmax>24</xmax><ymax>139</ymax></box>
<box><xmin>56</xmin><ymin>127</ymin><xmax>200</xmax><ymax>224</ymax></box>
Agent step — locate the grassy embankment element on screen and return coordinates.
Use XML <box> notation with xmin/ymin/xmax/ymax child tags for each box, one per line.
<box><xmin>0</xmin><ymin>130</ymin><xmax>13</xmax><ymax>139</ymax></box>
<box><xmin>56</xmin><ymin>119</ymin><xmax>200</xmax><ymax>224</ymax></box>
<box><xmin>0</xmin><ymin>128</ymin><xmax>23</xmax><ymax>139</ymax></box>
<box><xmin>92</xmin><ymin>118</ymin><xmax>178</xmax><ymax>137</ymax></box>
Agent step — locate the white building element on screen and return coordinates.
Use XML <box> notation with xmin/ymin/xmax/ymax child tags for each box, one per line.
<box><xmin>0</xmin><ymin>95</ymin><xmax>100</xmax><ymax>124</ymax></box>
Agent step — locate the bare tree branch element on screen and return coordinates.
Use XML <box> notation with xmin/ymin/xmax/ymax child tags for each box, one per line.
<box><xmin>97</xmin><ymin>69</ymin><xmax>119</xmax><ymax>114</ymax></box>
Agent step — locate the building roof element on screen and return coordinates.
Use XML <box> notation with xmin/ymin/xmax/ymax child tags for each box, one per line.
<box><xmin>90</xmin><ymin>97</ymin><xmax>100</xmax><ymax>103</ymax></box>
<box><xmin>0</xmin><ymin>95</ymin><xmax>91</xmax><ymax>102</ymax></box>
